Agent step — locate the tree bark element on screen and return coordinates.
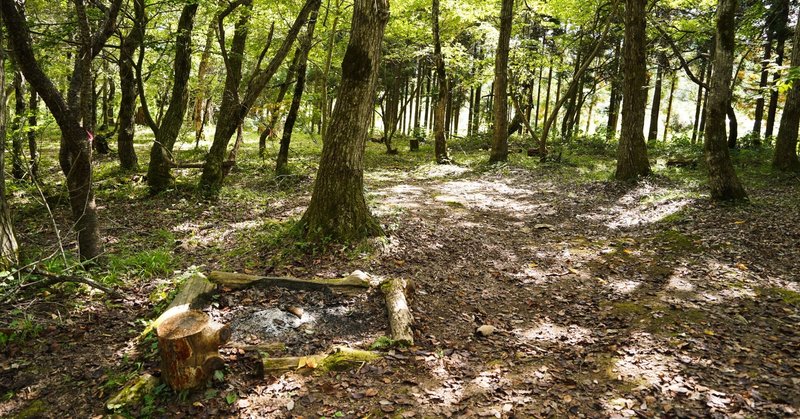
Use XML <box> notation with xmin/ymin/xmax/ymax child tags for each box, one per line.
<box><xmin>647</xmin><ymin>55</ymin><xmax>664</xmax><ymax>143</ymax></box>
<box><xmin>691</xmin><ymin>60</ymin><xmax>706</xmax><ymax>145</ymax></box>
<box><xmin>27</xmin><ymin>87</ymin><xmax>38</xmax><ymax>179</ymax></box>
<box><xmin>146</xmin><ymin>4</ymin><xmax>198</xmax><ymax>193</ymax></box>
<box><xmin>299</xmin><ymin>0</ymin><xmax>388</xmax><ymax>242</ymax></box>
<box><xmin>276</xmin><ymin>5</ymin><xmax>320</xmax><ymax>175</ymax></box>
<box><xmin>751</xmin><ymin>37</ymin><xmax>771</xmax><ymax>146</ymax></box>
<box><xmin>0</xmin><ymin>25</ymin><xmax>18</xmax><ymax>270</ymax></box>
<box><xmin>116</xmin><ymin>0</ymin><xmax>143</xmax><ymax>171</ymax></box>
<box><xmin>615</xmin><ymin>0</ymin><xmax>650</xmax><ymax>180</ymax></box>
<box><xmin>773</xmin><ymin>5</ymin><xmax>800</xmax><ymax>171</ymax></box>
<box><xmin>489</xmin><ymin>0</ymin><xmax>513</xmax><ymax>163</ymax></box>
<box><xmin>432</xmin><ymin>0</ymin><xmax>450</xmax><ymax>164</ymax></box>
<box><xmin>11</xmin><ymin>69</ymin><xmax>26</xmax><ymax>179</ymax></box>
<box><xmin>704</xmin><ymin>0</ymin><xmax>747</xmax><ymax>200</ymax></box>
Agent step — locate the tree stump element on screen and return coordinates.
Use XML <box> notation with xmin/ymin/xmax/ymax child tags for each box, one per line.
<box><xmin>156</xmin><ymin>310</ymin><xmax>230</xmax><ymax>390</ymax></box>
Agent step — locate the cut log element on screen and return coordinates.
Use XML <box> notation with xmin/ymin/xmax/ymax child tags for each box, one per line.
<box><xmin>106</xmin><ymin>373</ymin><xmax>159</xmax><ymax>411</ymax></box>
<box><xmin>141</xmin><ymin>272</ymin><xmax>216</xmax><ymax>338</ymax></box>
<box><xmin>208</xmin><ymin>270</ymin><xmax>372</xmax><ymax>291</ymax></box>
<box><xmin>381</xmin><ymin>278</ymin><xmax>414</xmax><ymax>346</ymax></box>
<box><xmin>156</xmin><ymin>309</ymin><xmax>230</xmax><ymax>390</ymax></box>
<box><xmin>227</xmin><ymin>341</ymin><xmax>286</xmax><ymax>354</ymax></box>
<box><xmin>261</xmin><ymin>346</ymin><xmax>380</xmax><ymax>374</ymax></box>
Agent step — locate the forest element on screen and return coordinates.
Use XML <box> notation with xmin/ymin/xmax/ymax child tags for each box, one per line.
<box><xmin>0</xmin><ymin>0</ymin><xmax>799</xmax><ymax>416</ymax></box>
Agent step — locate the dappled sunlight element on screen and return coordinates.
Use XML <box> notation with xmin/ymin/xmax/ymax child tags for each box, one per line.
<box><xmin>411</xmin><ymin>163</ymin><xmax>469</xmax><ymax>180</ymax></box>
<box><xmin>436</xmin><ymin>179</ymin><xmax>550</xmax><ymax>216</ymax></box>
<box><xmin>578</xmin><ymin>182</ymin><xmax>694</xmax><ymax>229</ymax></box>
<box><xmin>513</xmin><ymin>320</ymin><xmax>594</xmax><ymax>345</ymax></box>
<box><xmin>666</xmin><ymin>275</ymin><xmax>695</xmax><ymax>292</ymax></box>
<box><xmin>607</xmin><ymin>279</ymin><xmax>642</xmax><ymax>294</ymax></box>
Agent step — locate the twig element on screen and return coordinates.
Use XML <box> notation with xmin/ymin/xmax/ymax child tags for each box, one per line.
<box><xmin>22</xmin><ymin>268</ymin><xmax>124</xmax><ymax>300</ymax></box>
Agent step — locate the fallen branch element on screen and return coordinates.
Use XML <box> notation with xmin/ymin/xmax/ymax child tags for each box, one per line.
<box><xmin>381</xmin><ymin>278</ymin><xmax>414</xmax><ymax>346</ymax></box>
<box><xmin>23</xmin><ymin>268</ymin><xmax>124</xmax><ymax>299</ymax></box>
<box><xmin>208</xmin><ymin>270</ymin><xmax>372</xmax><ymax>291</ymax></box>
<box><xmin>261</xmin><ymin>346</ymin><xmax>380</xmax><ymax>374</ymax></box>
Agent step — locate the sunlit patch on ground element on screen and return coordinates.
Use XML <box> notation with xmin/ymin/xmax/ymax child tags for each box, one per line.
<box><xmin>577</xmin><ymin>182</ymin><xmax>694</xmax><ymax>229</ymax></box>
<box><xmin>607</xmin><ymin>279</ymin><xmax>642</xmax><ymax>294</ymax></box>
<box><xmin>513</xmin><ymin>320</ymin><xmax>594</xmax><ymax>345</ymax></box>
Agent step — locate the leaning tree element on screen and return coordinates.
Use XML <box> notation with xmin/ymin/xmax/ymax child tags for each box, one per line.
<box><xmin>2</xmin><ymin>0</ymin><xmax>123</xmax><ymax>260</ymax></box>
<box><xmin>299</xmin><ymin>0</ymin><xmax>390</xmax><ymax>242</ymax></box>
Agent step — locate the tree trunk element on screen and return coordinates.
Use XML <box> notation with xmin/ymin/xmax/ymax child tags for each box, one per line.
<box><xmin>276</xmin><ymin>5</ymin><xmax>320</xmax><ymax>175</ymax></box>
<box><xmin>320</xmin><ymin>0</ymin><xmax>344</xmax><ymax>140</ymax></box>
<box><xmin>0</xmin><ymin>27</ymin><xmax>18</xmax><ymax>270</ymax></box>
<box><xmin>11</xmin><ymin>69</ymin><xmax>26</xmax><ymax>179</ymax></box>
<box><xmin>489</xmin><ymin>0</ymin><xmax>513</xmax><ymax>163</ymax></box>
<box><xmin>146</xmin><ymin>4</ymin><xmax>198</xmax><ymax>193</ymax></box>
<box><xmin>193</xmin><ymin>21</ymin><xmax>215</xmax><ymax>148</ymax></box>
<box><xmin>432</xmin><ymin>0</ymin><xmax>450</xmax><ymax>164</ymax></box>
<box><xmin>691</xmin><ymin>60</ymin><xmax>707</xmax><ymax>145</ymax></box>
<box><xmin>662</xmin><ymin>74</ymin><xmax>676</xmax><ymax>142</ymax></box>
<box><xmin>200</xmin><ymin>0</ymin><xmax>319</xmax><ymax>195</ymax></box>
<box><xmin>765</xmin><ymin>0</ymin><xmax>789</xmax><ymax>139</ymax></box>
<box><xmin>3</xmin><ymin>0</ymin><xmax>121</xmax><ymax>260</ymax></box>
<box><xmin>704</xmin><ymin>0</ymin><xmax>747</xmax><ymax>200</ymax></box>
<box><xmin>773</xmin><ymin>5</ymin><xmax>800</xmax><ymax>171</ymax></box>
<box><xmin>751</xmin><ymin>37</ymin><xmax>771</xmax><ymax>146</ymax></box>
<box><xmin>696</xmin><ymin>59</ymin><xmax>713</xmax><ymax>144</ymax></box>
<box><xmin>261</xmin><ymin>51</ymin><xmax>301</xmax><ymax>158</ymax></box>
<box><xmin>116</xmin><ymin>0</ymin><xmax>143</xmax><ymax>171</ymax></box>
<box><xmin>726</xmin><ymin>104</ymin><xmax>738</xmax><ymax>149</ymax></box>
<box><xmin>606</xmin><ymin>38</ymin><xmax>622</xmax><ymax>139</ymax></box>
<box><xmin>27</xmin><ymin>87</ymin><xmax>38</xmax><ymax>179</ymax></box>
<box><xmin>299</xmin><ymin>0</ymin><xmax>388</xmax><ymax>242</ymax></box>
<box><xmin>615</xmin><ymin>0</ymin><xmax>651</xmax><ymax>180</ymax></box>
<box><xmin>472</xmin><ymin>83</ymin><xmax>482</xmax><ymax>134</ymax></box>
<box><xmin>647</xmin><ymin>56</ymin><xmax>664</xmax><ymax>143</ymax></box>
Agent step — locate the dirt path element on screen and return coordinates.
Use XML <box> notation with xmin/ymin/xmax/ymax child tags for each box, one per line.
<box><xmin>2</xmin><ymin>163</ymin><xmax>799</xmax><ymax>418</ymax></box>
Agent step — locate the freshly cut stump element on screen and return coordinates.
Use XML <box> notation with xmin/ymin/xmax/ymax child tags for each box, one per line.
<box><xmin>157</xmin><ymin>310</ymin><xmax>230</xmax><ymax>390</ymax></box>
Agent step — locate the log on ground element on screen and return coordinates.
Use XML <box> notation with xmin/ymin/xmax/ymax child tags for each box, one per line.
<box><xmin>209</xmin><ymin>270</ymin><xmax>373</xmax><ymax>291</ymax></box>
<box><xmin>381</xmin><ymin>278</ymin><xmax>414</xmax><ymax>346</ymax></box>
<box><xmin>261</xmin><ymin>346</ymin><xmax>380</xmax><ymax>374</ymax></box>
<box><xmin>106</xmin><ymin>373</ymin><xmax>159</xmax><ymax>411</ymax></box>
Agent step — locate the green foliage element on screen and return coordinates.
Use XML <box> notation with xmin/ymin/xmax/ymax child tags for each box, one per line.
<box><xmin>0</xmin><ymin>310</ymin><xmax>43</xmax><ymax>349</ymax></box>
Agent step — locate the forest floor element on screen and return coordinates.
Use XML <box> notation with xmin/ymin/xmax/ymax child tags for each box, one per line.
<box><xmin>1</xmin><ymin>131</ymin><xmax>800</xmax><ymax>418</ymax></box>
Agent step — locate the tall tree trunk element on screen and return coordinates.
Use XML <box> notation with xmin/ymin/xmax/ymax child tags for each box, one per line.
<box><xmin>751</xmin><ymin>37</ymin><xmax>771</xmax><ymax>146</ymax></box>
<box><xmin>146</xmin><ymin>4</ymin><xmax>198</xmax><ymax>193</ymax></box>
<box><xmin>647</xmin><ymin>55</ymin><xmax>664</xmax><ymax>143</ymax></box>
<box><xmin>696</xmin><ymin>59</ymin><xmax>713</xmax><ymax>144</ymax></box>
<box><xmin>261</xmin><ymin>51</ymin><xmax>301</xmax><ymax>158</ymax></box>
<box><xmin>773</xmin><ymin>6</ymin><xmax>800</xmax><ymax>171</ymax></box>
<box><xmin>765</xmin><ymin>0</ymin><xmax>790</xmax><ymax>139</ymax></box>
<box><xmin>606</xmin><ymin>38</ymin><xmax>622</xmax><ymax>140</ymax></box>
<box><xmin>662</xmin><ymin>74</ymin><xmax>676</xmax><ymax>142</ymax></box>
<box><xmin>691</xmin><ymin>60</ymin><xmax>707</xmax><ymax>145</ymax></box>
<box><xmin>116</xmin><ymin>0</ymin><xmax>143</xmax><ymax>171</ymax></box>
<box><xmin>299</xmin><ymin>0</ymin><xmax>389</xmax><ymax>242</ymax></box>
<box><xmin>472</xmin><ymin>83</ymin><xmax>482</xmax><ymax>134</ymax></box>
<box><xmin>432</xmin><ymin>0</ymin><xmax>450</xmax><ymax>164</ymax></box>
<box><xmin>489</xmin><ymin>0</ymin><xmax>513</xmax><ymax>163</ymax></box>
<box><xmin>615</xmin><ymin>0</ymin><xmax>651</xmax><ymax>180</ymax></box>
<box><xmin>3</xmin><ymin>0</ymin><xmax>122</xmax><ymax>260</ymax></box>
<box><xmin>276</xmin><ymin>5</ymin><xmax>320</xmax><ymax>175</ymax></box>
<box><xmin>0</xmin><ymin>22</ymin><xmax>18</xmax><ymax>269</ymax></box>
<box><xmin>11</xmin><ymin>69</ymin><xmax>25</xmax><ymax>179</ymax></box>
<box><xmin>704</xmin><ymin>0</ymin><xmax>747</xmax><ymax>200</ymax></box>
<box><xmin>27</xmin><ymin>87</ymin><xmax>38</xmax><ymax>179</ymax></box>
<box><xmin>200</xmin><ymin>0</ymin><xmax>319</xmax><ymax>194</ymax></box>
<box><xmin>193</xmin><ymin>21</ymin><xmax>216</xmax><ymax>148</ymax></box>
<box><xmin>320</xmin><ymin>0</ymin><xmax>343</xmax><ymax>140</ymax></box>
